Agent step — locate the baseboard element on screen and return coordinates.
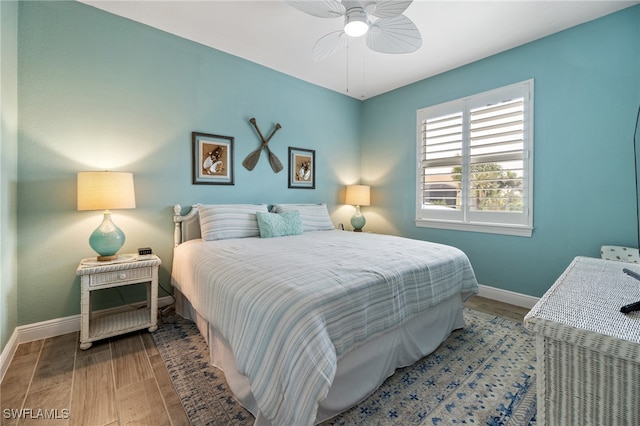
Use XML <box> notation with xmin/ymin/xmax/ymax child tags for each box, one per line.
<box><xmin>477</xmin><ymin>284</ymin><xmax>539</xmax><ymax>309</ymax></box>
<box><xmin>0</xmin><ymin>296</ymin><xmax>174</xmax><ymax>382</ymax></box>
<box><xmin>2</xmin><ymin>288</ymin><xmax>537</xmax><ymax>382</ymax></box>
<box><xmin>0</xmin><ymin>328</ymin><xmax>19</xmax><ymax>383</ymax></box>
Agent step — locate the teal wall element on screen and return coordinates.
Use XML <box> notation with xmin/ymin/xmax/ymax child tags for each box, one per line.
<box><xmin>16</xmin><ymin>1</ymin><xmax>362</xmax><ymax>326</ymax></box>
<box><xmin>1</xmin><ymin>0</ymin><xmax>19</xmax><ymax>351</ymax></box>
<box><xmin>361</xmin><ymin>5</ymin><xmax>640</xmax><ymax>297</ymax></box>
<box><xmin>9</xmin><ymin>0</ymin><xmax>640</xmax><ymax>339</ymax></box>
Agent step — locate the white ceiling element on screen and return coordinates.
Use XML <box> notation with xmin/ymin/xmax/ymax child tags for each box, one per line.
<box><xmin>80</xmin><ymin>0</ymin><xmax>639</xmax><ymax>100</ymax></box>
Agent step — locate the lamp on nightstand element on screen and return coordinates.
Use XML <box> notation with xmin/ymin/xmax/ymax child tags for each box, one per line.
<box><xmin>345</xmin><ymin>184</ymin><xmax>370</xmax><ymax>232</ymax></box>
<box><xmin>77</xmin><ymin>171</ymin><xmax>136</xmax><ymax>261</ymax></box>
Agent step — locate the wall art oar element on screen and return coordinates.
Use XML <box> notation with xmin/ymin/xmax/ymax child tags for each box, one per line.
<box><xmin>243</xmin><ymin>118</ymin><xmax>283</xmax><ymax>173</ymax></box>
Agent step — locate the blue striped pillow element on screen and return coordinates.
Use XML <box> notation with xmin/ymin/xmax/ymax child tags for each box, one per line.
<box><xmin>197</xmin><ymin>204</ymin><xmax>269</xmax><ymax>241</ymax></box>
<box><xmin>271</xmin><ymin>203</ymin><xmax>334</xmax><ymax>231</ymax></box>
<box><xmin>256</xmin><ymin>210</ymin><xmax>304</xmax><ymax>238</ymax></box>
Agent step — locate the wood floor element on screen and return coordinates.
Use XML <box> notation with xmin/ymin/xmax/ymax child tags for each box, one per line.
<box><xmin>0</xmin><ymin>296</ymin><xmax>530</xmax><ymax>426</ymax></box>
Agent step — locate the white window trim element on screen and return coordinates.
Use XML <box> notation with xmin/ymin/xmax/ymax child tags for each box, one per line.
<box><xmin>415</xmin><ymin>80</ymin><xmax>534</xmax><ymax>237</ymax></box>
<box><xmin>415</xmin><ymin>219</ymin><xmax>533</xmax><ymax>237</ymax></box>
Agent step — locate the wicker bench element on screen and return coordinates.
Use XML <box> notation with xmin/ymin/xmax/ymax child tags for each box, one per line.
<box><xmin>524</xmin><ymin>256</ymin><xmax>640</xmax><ymax>425</ymax></box>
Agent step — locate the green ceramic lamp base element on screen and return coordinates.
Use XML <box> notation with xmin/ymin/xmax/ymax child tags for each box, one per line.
<box><xmin>350</xmin><ymin>205</ymin><xmax>366</xmax><ymax>232</ymax></box>
<box><xmin>89</xmin><ymin>211</ymin><xmax>125</xmax><ymax>261</ymax></box>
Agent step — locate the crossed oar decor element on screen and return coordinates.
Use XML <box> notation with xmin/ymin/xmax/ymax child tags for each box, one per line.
<box><xmin>243</xmin><ymin>118</ymin><xmax>283</xmax><ymax>173</ymax></box>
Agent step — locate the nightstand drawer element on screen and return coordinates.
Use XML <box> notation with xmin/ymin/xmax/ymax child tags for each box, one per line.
<box><xmin>89</xmin><ymin>267</ymin><xmax>152</xmax><ymax>287</ymax></box>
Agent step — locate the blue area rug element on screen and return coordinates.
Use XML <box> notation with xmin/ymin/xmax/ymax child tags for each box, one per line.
<box><xmin>153</xmin><ymin>308</ymin><xmax>536</xmax><ymax>425</ymax></box>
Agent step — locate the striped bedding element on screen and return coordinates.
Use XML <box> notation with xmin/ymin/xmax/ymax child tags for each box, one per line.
<box><xmin>171</xmin><ymin>230</ymin><xmax>478</xmax><ymax>426</ymax></box>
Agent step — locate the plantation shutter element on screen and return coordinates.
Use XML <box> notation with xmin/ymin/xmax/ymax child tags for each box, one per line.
<box><xmin>416</xmin><ymin>80</ymin><xmax>533</xmax><ymax>236</ymax></box>
<box><xmin>421</xmin><ymin>111</ymin><xmax>463</xmax><ymax>209</ymax></box>
<box><xmin>468</xmin><ymin>97</ymin><xmax>525</xmax><ymax>213</ymax></box>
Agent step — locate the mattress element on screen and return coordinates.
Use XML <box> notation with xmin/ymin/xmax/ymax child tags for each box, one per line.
<box><xmin>171</xmin><ymin>230</ymin><xmax>478</xmax><ymax>426</ymax></box>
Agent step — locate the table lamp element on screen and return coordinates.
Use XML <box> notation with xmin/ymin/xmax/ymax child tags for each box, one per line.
<box><xmin>77</xmin><ymin>171</ymin><xmax>136</xmax><ymax>261</ymax></box>
<box><xmin>345</xmin><ymin>184</ymin><xmax>370</xmax><ymax>232</ymax></box>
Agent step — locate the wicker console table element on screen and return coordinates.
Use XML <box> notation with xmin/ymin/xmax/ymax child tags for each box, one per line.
<box><xmin>524</xmin><ymin>256</ymin><xmax>640</xmax><ymax>425</ymax></box>
<box><xmin>76</xmin><ymin>254</ymin><xmax>161</xmax><ymax>350</ymax></box>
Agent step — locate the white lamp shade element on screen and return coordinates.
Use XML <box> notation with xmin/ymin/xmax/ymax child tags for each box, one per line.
<box><xmin>77</xmin><ymin>171</ymin><xmax>136</xmax><ymax>211</ymax></box>
<box><xmin>345</xmin><ymin>185</ymin><xmax>370</xmax><ymax>206</ymax></box>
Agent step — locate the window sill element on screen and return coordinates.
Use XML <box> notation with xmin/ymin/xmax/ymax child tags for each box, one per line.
<box><xmin>415</xmin><ymin>219</ymin><xmax>533</xmax><ymax>237</ymax></box>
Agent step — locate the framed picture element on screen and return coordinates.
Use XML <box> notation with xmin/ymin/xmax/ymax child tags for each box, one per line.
<box><xmin>288</xmin><ymin>147</ymin><xmax>315</xmax><ymax>189</ymax></box>
<box><xmin>192</xmin><ymin>132</ymin><xmax>234</xmax><ymax>185</ymax></box>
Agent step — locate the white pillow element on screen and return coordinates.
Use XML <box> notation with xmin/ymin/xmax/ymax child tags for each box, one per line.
<box><xmin>271</xmin><ymin>203</ymin><xmax>334</xmax><ymax>232</ymax></box>
<box><xmin>197</xmin><ymin>203</ymin><xmax>269</xmax><ymax>241</ymax></box>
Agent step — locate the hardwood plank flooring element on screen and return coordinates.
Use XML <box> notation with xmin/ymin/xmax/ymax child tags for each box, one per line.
<box><xmin>0</xmin><ymin>296</ymin><xmax>529</xmax><ymax>425</ymax></box>
<box><xmin>70</xmin><ymin>350</ymin><xmax>117</xmax><ymax>426</ymax></box>
<box><xmin>464</xmin><ymin>295</ymin><xmax>530</xmax><ymax>322</ymax></box>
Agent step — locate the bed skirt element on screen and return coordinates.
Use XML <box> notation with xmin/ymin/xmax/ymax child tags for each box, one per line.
<box><xmin>175</xmin><ymin>290</ymin><xmax>465</xmax><ymax>425</ymax></box>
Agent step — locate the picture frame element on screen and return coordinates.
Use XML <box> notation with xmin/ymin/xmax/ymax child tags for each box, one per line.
<box><xmin>192</xmin><ymin>132</ymin><xmax>234</xmax><ymax>185</ymax></box>
<box><xmin>288</xmin><ymin>147</ymin><xmax>315</xmax><ymax>189</ymax></box>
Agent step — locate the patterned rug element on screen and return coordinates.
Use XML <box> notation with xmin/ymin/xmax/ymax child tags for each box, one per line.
<box><xmin>152</xmin><ymin>308</ymin><xmax>537</xmax><ymax>425</ymax></box>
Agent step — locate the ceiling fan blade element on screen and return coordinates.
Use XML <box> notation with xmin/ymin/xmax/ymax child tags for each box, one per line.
<box><xmin>313</xmin><ymin>30</ymin><xmax>348</xmax><ymax>61</ymax></box>
<box><xmin>285</xmin><ymin>0</ymin><xmax>345</xmax><ymax>18</ymax></box>
<box><xmin>365</xmin><ymin>0</ymin><xmax>413</xmax><ymax>19</ymax></box>
<box><xmin>365</xmin><ymin>14</ymin><xmax>422</xmax><ymax>54</ymax></box>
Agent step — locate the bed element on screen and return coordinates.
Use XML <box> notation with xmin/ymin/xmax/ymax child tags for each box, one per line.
<box><xmin>171</xmin><ymin>203</ymin><xmax>479</xmax><ymax>426</ymax></box>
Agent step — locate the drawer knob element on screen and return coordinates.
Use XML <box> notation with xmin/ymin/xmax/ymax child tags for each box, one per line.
<box><xmin>119</xmin><ymin>273</ymin><xmax>127</xmax><ymax>280</ymax></box>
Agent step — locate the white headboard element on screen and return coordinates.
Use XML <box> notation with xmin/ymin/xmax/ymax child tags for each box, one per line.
<box><xmin>173</xmin><ymin>204</ymin><xmax>201</xmax><ymax>246</ymax></box>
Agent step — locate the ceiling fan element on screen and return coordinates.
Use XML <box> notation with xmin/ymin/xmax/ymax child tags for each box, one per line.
<box><xmin>286</xmin><ymin>0</ymin><xmax>422</xmax><ymax>61</ymax></box>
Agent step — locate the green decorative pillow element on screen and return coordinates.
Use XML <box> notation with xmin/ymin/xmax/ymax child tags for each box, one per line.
<box><xmin>256</xmin><ymin>210</ymin><xmax>304</xmax><ymax>238</ymax></box>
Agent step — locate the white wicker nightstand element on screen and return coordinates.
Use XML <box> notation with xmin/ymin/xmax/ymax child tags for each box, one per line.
<box><xmin>524</xmin><ymin>256</ymin><xmax>640</xmax><ymax>425</ymax></box>
<box><xmin>76</xmin><ymin>254</ymin><xmax>161</xmax><ymax>350</ymax></box>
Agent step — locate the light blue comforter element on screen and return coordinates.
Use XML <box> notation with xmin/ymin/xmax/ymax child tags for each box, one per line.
<box><xmin>172</xmin><ymin>230</ymin><xmax>478</xmax><ymax>426</ymax></box>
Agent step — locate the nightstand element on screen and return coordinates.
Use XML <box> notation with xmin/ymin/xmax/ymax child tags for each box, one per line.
<box><xmin>76</xmin><ymin>254</ymin><xmax>161</xmax><ymax>350</ymax></box>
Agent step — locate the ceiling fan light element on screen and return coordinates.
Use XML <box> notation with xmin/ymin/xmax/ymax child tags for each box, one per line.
<box><xmin>344</xmin><ymin>9</ymin><xmax>368</xmax><ymax>37</ymax></box>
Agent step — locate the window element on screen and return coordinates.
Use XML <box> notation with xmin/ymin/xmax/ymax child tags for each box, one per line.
<box><xmin>416</xmin><ymin>80</ymin><xmax>533</xmax><ymax>236</ymax></box>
